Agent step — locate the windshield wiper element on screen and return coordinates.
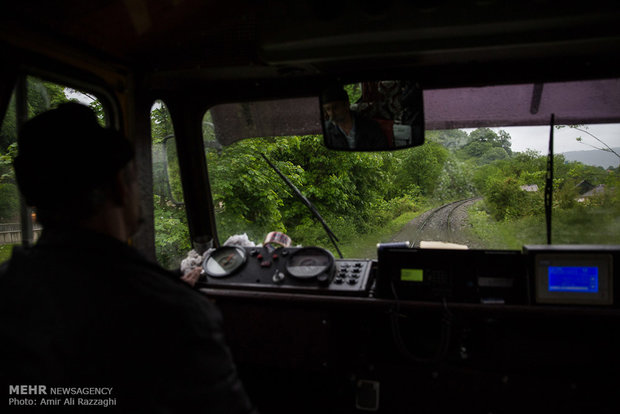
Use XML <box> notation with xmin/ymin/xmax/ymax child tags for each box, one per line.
<box><xmin>260</xmin><ymin>153</ymin><xmax>343</xmax><ymax>258</ymax></box>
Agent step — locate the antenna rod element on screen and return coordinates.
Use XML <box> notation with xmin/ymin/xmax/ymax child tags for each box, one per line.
<box><xmin>545</xmin><ymin>114</ymin><xmax>555</xmax><ymax>245</ymax></box>
<box><xmin>260</xmin><ymin>153</ymin><xmax>343</xmax><ymax>258</ymax></box>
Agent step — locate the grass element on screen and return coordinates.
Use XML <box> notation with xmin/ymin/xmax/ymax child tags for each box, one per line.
<box><xmin>339</xmin><ymin>210</ymin><xmax>421</xmax><ymax>259</ymax></box>
<box><xmin>552</xmin><ymin>205</ymin><xmax>620</xmax><ymax>244</ymax></box>
<box><xmin>0</xmin><ymin>244</ymin><xmax>15</xmax><ymax>264</ymax></box>
<box><xmin>467</xmin><ymin>201</ymin><xmax>620</xmax><ymax>249</ymax></box>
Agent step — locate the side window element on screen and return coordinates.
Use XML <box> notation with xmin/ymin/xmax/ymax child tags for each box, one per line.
<box><xmin>0</xmin><ymin>91</ymin><xmax>20</xmax><ymax>263</ymax></box>
<box><xmin>0</xmin><ymin>76</ymin><xmax>107</xmax><ymax>263</ymax></box>
<box><xmin>150</xmin><ymin>100</ymin><xmax>190</xmax><ymax>269</ymax></box>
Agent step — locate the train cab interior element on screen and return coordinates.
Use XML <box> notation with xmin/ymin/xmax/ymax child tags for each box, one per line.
<box><xmin>1</xmin><ymin>1</ymin><xmax>620</xmax><ymax>412</ymax></box>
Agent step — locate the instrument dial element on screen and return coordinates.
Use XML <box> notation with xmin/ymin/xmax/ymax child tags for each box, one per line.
<box><xmin>203</xmin><ymin>246</ymin><xmax>247</xmax><ymax>278</ymax></box>
<box><xmin>286</xmin><ymin>247</ymin><xmax>335</xmax><ymax>280</ymax></box>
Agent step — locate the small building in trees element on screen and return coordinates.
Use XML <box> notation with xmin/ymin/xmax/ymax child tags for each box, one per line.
<box><xmin>575</xmin><ymin>180</ymin><xmax>595</xmax><ymax>195</ymax></box>
<box><xmin>577</xmin><ymin>184</ymin><xmax>606</xmax><ymax>203</ymax></box>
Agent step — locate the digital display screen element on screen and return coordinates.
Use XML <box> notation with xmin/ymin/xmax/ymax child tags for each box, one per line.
<box><xmin>401</xmin><ymin>269</ymin><xmax>424</xmax><ymax>282</ymax></box>
<box><xmin>548</xmin><ymin>266</ymin><xmax>599</xmax><ymax>293</ymax></box>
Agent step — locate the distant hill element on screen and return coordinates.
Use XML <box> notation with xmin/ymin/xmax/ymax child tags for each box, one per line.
<box><xmin>561</xmin><ymin>147</ymin><xmax>620</xmax><ymax>168</ymax></box>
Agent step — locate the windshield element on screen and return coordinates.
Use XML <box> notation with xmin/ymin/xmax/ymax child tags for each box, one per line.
<box><xmin>202</xmin><ymin>84</ymin><xmax>620</xmax><ymax>259</ymax></box>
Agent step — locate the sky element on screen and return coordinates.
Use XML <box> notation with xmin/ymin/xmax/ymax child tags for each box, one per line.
<box><xmin>464</xmin><ymin>124</ymin><xmax>620</xmax><ymax>154</ymax></box>
<box><xmin>65</xmin><ymin>89</ymin><xmax>96</xmax><ymax>104</ymax></box>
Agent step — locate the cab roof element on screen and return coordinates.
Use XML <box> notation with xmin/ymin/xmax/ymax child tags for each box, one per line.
<box><xmin>2</xmin><ymin>0</ymin><xmax>620</xmax><ymax>90</ymax></box>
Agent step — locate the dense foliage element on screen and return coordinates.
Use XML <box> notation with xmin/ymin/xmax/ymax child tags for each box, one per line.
<box><xmin>465</xmin><ymin>138</ymin><xmax>619</xmax><ymax>248</ymax></box>
<box><xmin>198</xmin><ymin>118</ymin><xmax>619</xmax><ymax>258</ymax></box>
<box><xmin>202</xmin><ymin>129</ymin><xmax>475</xmax><ymax>252</ymax></box>
<box><xmin>151</xmin><ymin>102</ymin><xmax>190</xmax><ymax>268</ymax></box>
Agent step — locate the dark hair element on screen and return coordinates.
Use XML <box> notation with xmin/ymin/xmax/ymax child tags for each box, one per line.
<box><xmin>13</xmin><ymin>103</ymin><xmax>134</xmax><ymax>225</ymax></box>
<box><xmin>320</xmin><ymin>86</ymin><xmax>349</xmax><ymax>104</ymax></box>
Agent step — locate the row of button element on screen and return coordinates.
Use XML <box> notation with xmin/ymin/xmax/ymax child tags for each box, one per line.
<box><xmin>332</xmin><ymin>262</ymin><xmax>365</xmax><ymax>286</ymax></box>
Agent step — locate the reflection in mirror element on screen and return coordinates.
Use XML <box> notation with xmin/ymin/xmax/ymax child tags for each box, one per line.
<box><xmin>320</xmin><ymin>81</ymin><xmax>424</xmax><ymax>151</ymax></box>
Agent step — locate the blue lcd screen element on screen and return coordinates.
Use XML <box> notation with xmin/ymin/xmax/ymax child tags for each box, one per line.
<box><xmin>548</xmin><ymin>266</ymin><xmax>599</xmax><ymax>293</ymax></box>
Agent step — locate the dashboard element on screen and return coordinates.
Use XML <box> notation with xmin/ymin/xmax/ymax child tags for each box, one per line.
<box><xmin>199</xmin><ymin>245</ymin><xmax>373</xmax><ymax>295</ymax></box>
<box><xmin>199</xmin><ymin>244</ymin><xmax>619</xmax><ymax>308</ymax></box>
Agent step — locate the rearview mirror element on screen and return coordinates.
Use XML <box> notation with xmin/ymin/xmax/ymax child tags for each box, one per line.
<box><xmin>320</xmin><ymin>80</ymin><xmax>425</xmax><ymax>151</ymax></box>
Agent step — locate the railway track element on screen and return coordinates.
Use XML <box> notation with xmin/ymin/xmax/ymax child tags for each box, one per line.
<box><xmin>410</xmin><ymin>197</ymin><xmax>480</xmax><ymax>247</ymax></box>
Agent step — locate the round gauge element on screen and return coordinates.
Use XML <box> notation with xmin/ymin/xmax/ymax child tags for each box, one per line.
<box><xmin>203</xmin><ymin>246</ymin><xmax>247</xmax><ymax>278</ymax></box>
<box><xmin>286</xmin><ymin>247</ymin><xmax>335</xmax><ymax>279</ymax></box>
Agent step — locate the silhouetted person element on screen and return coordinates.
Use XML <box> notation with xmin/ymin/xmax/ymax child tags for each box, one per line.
<box><xmin>0</xmin><ymin>103</ymin><xmax>256</xmax><ymax>413</ymax></box>
<box><xmin>322</xmin><ymin>87</ymin><xmax>388</xmax><ymax>150</ymax></box>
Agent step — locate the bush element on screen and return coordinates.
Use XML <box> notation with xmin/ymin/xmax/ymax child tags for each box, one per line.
<box><xmin>0</xmin><ymin>183</ymin><xmax>19</xmax><ymax>221</ymax></box>
<box><xmin>0</xmin><ymin>244</ymin><xmax>14</xmax><ymax>264</ymax></box>
<box><xmin>484</xmin><ymin>176</ymin><xmax>543</xmax><ymax>220</ymax></box>
<box><xmin>153</xmin><ymin>195</ymin><xmax>192</xmax><ymax>269</ymax></box>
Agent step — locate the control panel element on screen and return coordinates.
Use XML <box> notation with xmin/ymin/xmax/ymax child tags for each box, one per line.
<box><xmin>198</xmin><ymin>245</ymin><xmax>372</xmax><ymax>296</ymax></box>
<box><xmin>376</xmin><ymin>247</ymin><xmax>527</xmax><ymax>304</ymax></box>
<box><xmin>376</xmin><ymin>245</ymin><xmax>619</xmax><ymax>306</ymax></box>
<box><xmin>524</xmin><ymin>245</ymin><xmax>617</xmax><ymax>306</ymax></box>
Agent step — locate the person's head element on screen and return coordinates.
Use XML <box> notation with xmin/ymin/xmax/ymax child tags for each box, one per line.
<box><xmin>13</xmin><ymin>103</ymin><xmax>140</xmax><ymax>238</ymax></box>
<box><xmin>321</xmin><ymin>87</ymin><xmax>351</xmax><ymax>125</ymax></box>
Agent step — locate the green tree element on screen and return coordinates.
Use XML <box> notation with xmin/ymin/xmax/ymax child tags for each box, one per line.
<box><xmin>206</xmin><ymin>134</ymin><xmax>394</xmax><ymax>243</ymax></box>
<box><xmin>344</xmin><ymin>83</ymin><xmax>362</xmax><ymax>104</ymax></box>
<box><xmin>393</xmin><ymin>141</ymin><xmax>449</xmax><ymax>196</ymax></box>
<box><xmin>460</xmin><ymin>128</ymin><xmax>512</xmax><ymax>160</ymax></box>
<box><xmin>479</xmin><ymin>147</ymin><xmax>509</xmax><ymax>164</ymax></box>
<box><xmin>0</xmin><ymin>183</ymin><xmax>19</xmax><ymax>221</ymax></box>
<box><xmin>484</xmin><ymin>176</ymin><xmax>542</xmax><ymax>220</ymax></box>
<box><xmin>150</xmin><ymin>101</ymin><xmax>190</xmax><ymax>267</ymax></box>
<box><xmin>434</xmin><ymin>156</ymin><xmax>476</xmax><ymax>202</ymax></box>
